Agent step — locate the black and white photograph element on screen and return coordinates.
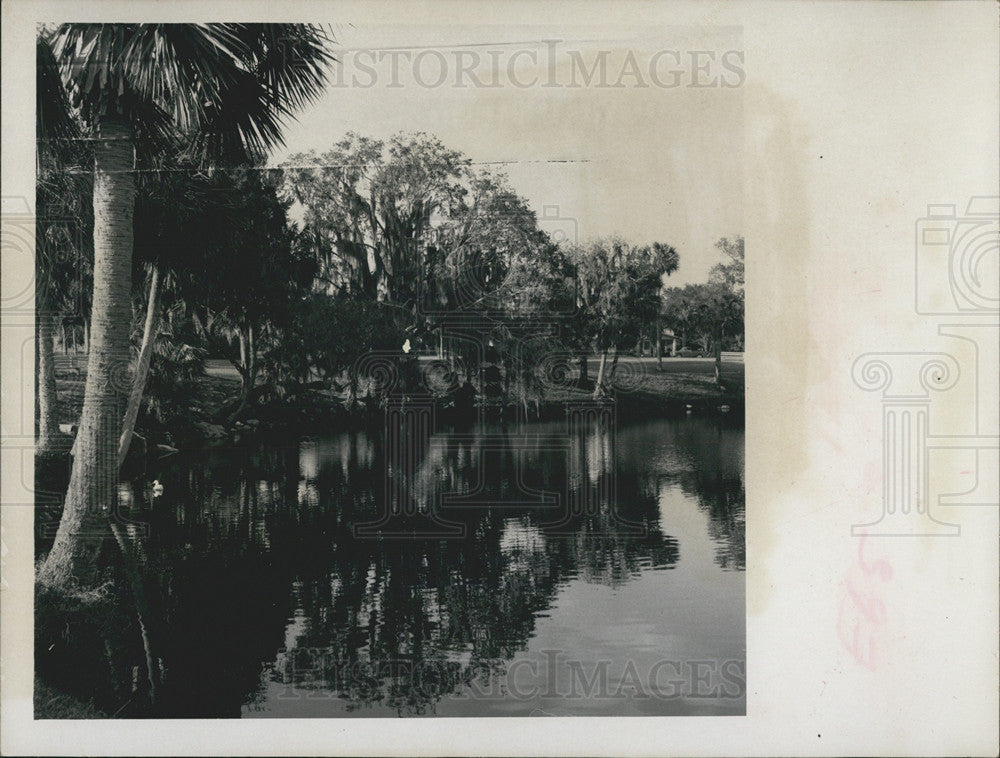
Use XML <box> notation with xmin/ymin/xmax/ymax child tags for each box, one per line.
<box><xmin>28</xmin><ymin>18</ymin><xmax>746</xmax><ymax>720</ymax></box>
<box><xmin>1</xmin><ymin>1</ymin><xmax>997</xmax><ymax>756</ymax></box>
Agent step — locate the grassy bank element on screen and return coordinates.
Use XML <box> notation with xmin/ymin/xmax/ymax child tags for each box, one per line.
<box><xmin>49</xmin><ymin>353</ymin><xmax>743</xmax><ymax>453</ymax></box>
<box><xmin>34</xmin><ymin>678</ymin><xmax>108</xmax><ymax>719</ymax></box>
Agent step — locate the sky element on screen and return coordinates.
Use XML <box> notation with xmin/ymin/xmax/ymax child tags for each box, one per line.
<box><xmin>270</xmin><ymin>22</ymin><xmax>744</xmax><ymax>287</ymax></box>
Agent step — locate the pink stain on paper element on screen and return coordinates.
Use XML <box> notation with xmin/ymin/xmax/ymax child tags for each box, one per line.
<box><xmin>837</xmin><ymin>535</ymin><xmax>893</xmax><ymax>670</ymax></box>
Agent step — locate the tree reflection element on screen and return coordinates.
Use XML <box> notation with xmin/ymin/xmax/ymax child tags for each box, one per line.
<box><xmin>34</xmin><ymin>414</ymin><xmax>743</xmax><ymax>717</ymax></box>
<box><xmin>655</xmin><ymin>417</ymin><xmax>745</xmax><ymax>571</ymax></box>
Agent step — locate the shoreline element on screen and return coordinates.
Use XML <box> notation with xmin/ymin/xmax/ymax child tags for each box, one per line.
<box><xmin>42</xmin><ymin>354</ymin><xmax>744</xmax><ymax>466</ymax></box>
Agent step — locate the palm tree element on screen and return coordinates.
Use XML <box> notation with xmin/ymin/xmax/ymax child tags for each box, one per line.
<box><xmin>38</xmin><ymin>24</ymin><xmax>334</xmax><ymax>591</ymax></box>
<box><xmin>36</xmin><ymin>36</ymin><xmax>88</xmax><ymax>454</ymax></box>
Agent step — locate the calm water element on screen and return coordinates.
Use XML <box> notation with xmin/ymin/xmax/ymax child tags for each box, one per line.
<box><xmin>36</xmin><ymin>414</ymin><xmax>745</xmax><ymax>718</ymax></box>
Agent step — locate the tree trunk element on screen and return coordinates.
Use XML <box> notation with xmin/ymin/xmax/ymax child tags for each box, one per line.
<box><xmin>35</xmin><ymin>313</ymin><xmax>41</xmax><ymax>440</ymax></box>
<box><xmin>109</xmin><ymin>520</ymin><xmax>159</xmax><ymax>705</ymax></box>
<box><xmin>118</xmin><ymin>266</ymin><xmax>161</xmax><ymax>470</ymax></box>
<box><xmin>578</xmin><ymin>352</ymin><xmax>589</xmax><ymax>388</ymax></box>
<box><xmin>347</xmin><ymin>373</ymin><xmax>359</xmax><ymax>410</ymax></box>
<box><xmin>39</xmin><ymin>117</ymin><xmax>135</xmax><ymax>591</ymax></box>
<box><xmin>37</xmin><ymin>312</ymin><xmax>60</xmax><ymax>453</ymax></box>
<box><xmin>246</xmin><ymin>323</ymin><xmax>257</xmax><ymax>410</ymax></box>
<box><xmin>608</xmin><ymin>346</ymin><xmax>620</xmax><ymax>385</ymax></box>
<box><xmin>593</xmin><ymin>347</ymin><xmax>608</xmax><ymax>399</ymax></box>
<box><xmin>227</xmin><ymin>322</ymin><xmax>255</xmax><ymax>424</ymax></box>
<box><xmin>82</xmin><ymin>315</ymin><xmax>90</xmax><ymax>354</ymax></box>
<box><xmin>714</xmin><ymin>337</ymin><xmax>723</xmax><ymax>386</ymax></box>
<box><xmin>655</xmin><ymin>321</ymin><xmax>662</xmax><ymax>370</ymax></box>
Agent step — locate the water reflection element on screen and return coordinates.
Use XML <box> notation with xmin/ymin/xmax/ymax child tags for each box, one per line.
<box><xmin>35</xmin><ymin>415</ymin><xmax>744</xmax><ymax>718</ymax></box>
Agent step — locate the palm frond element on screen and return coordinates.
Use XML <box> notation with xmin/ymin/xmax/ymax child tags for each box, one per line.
<box><xmin>187</xmin><ymin>24</ymin><xmax>336</xmax><ymax>164</ymax></box>
<box><xmin>36</xmin><ymin>35</ymin><xmax>81</xmax><ymax>158</ymax></box>
<box><xmin>231</xmin><ymin>24</ymin><xmax>336</xmax><ymax>117</ymax></box>
<box><xmin>51</xmin><ymin>23</ymin><xmax>335</xmax><ymax>164</ymax></box>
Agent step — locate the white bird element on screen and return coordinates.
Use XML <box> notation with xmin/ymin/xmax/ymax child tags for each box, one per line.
<box><xmin>151</xmin><ymin>480</ymin><xmax>164</xmax><ymax>498</ymax></box>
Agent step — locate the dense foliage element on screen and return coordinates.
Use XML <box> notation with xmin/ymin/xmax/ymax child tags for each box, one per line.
<box><xmin>36</xmin><ymin>21</ymin><xmax>741</xmax><ymax>588</ymax></box>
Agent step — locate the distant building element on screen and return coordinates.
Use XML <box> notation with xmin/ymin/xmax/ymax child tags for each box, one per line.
<box><xmin>662</xmin><ymin>328</ymin><xmax>678</xmax><ymax>356</ymax></box>
<box><xmin>636</xmin><ymin>327</ymin><xmax>678</xmax><ymax>357</ymax></box>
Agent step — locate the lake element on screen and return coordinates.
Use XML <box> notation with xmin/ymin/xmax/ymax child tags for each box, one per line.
<box><xmin>35</xmin><ymin>413</ymin><xmax>745</xmax><ymax>718</ymax></box>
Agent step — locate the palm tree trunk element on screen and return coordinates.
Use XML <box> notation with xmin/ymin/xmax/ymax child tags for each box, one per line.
<box><xmin>39</xmin><ymin>116</ymin><xmax>135</xmax><ymax>591</ymax></box>
<box><xmin>37</xmin><ymin>312</ymin><xmax>60</xmax><ymax>453</ymax></box>
<box><xmin>118</xmin><ymin>266</ymin><xmax>161</xmax><ymax>470</ymax></box>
